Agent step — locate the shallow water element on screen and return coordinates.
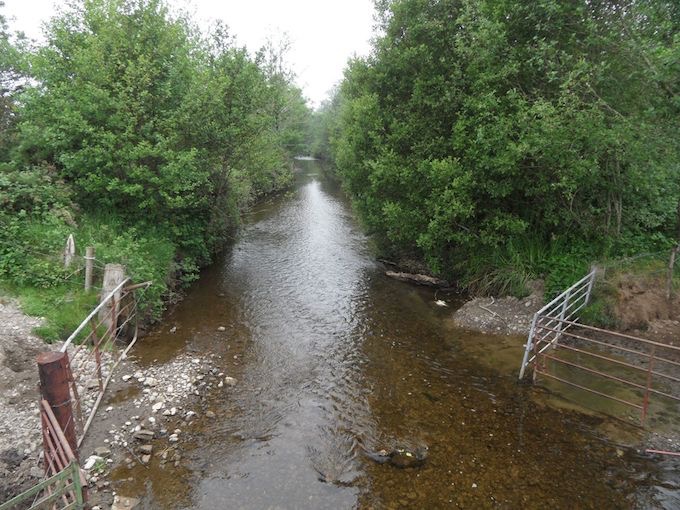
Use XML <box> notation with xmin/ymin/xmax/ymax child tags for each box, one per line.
<box><xmin>116</xmin><ymin>160</ymin><xmax>678</xmax><ymax>509</ymax></box>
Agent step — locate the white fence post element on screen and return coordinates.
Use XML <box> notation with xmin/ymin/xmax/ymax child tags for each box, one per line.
<box><xmin>519</xmin><ymin>315</ymin><xmax>538</xmax><ymax>379</ymax></box>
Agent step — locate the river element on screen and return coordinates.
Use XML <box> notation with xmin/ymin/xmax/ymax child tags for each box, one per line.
<box><xmin>114</xmin><ymin>159</ymin><xmax>678</xmax><ymax>509</ymax></box>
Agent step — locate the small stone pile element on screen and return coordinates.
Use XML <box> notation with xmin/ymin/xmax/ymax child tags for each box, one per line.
<box><xmin>85</xmin><ymin>352</ymin><xmax>237</xmax><ymax>472</ymax></box>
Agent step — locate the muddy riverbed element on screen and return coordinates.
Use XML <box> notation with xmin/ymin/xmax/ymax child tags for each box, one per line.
<box><xmin>87</xmin><ymin>160</ymin><xmax>679</xmax><ymax>509</ymax></box>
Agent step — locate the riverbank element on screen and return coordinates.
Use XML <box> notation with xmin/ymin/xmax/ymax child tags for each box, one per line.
<box><xmin>0</xmin><ymin>298</ymin><xmax>48</xmax><ymax>501</ymax></box>
<box><xmin>450</xmin><ymin>284</ymin><xmax>544</xmax><ymax>336</ymax></box>
<box><xmin>0</xmin><ymin>293</ymin><xmax>242</xmax><ymax>508</ymax></box>
<box><xmin>80</xmin><ymin>346</ymin><xmax>239</xmax><ymax>509</ymax></box>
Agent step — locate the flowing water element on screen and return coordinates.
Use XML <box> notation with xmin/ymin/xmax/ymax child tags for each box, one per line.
<box><xmin>113</xmin><ymin>159</ymin><xmax>679</xmax><ymax>509</ymax></box>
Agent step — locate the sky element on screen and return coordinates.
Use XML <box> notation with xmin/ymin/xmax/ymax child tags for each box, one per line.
<box><xmin>3</xmin><ymin>0</ymin><xmax>377</xmax><ymax>107</ymax></box>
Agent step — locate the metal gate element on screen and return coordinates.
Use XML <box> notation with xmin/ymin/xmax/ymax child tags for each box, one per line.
<box><xmin>60</xmin><ymin>278</ymin><xmax>150</xmax><ymax>445</ymax></box>
<box><xmin>519</xmin><ymin>270</ymin><xmax>680</xmax><ymax>425</ymax></box>
<box><xmin>519</xmin><ymin>270</ymin><xmax>596</xmax><ymax>379</ymax></box>
<box><xmin>0</xmin><ymin>401</ymin><xmax>86</xmax><ymax>510</ymax></box>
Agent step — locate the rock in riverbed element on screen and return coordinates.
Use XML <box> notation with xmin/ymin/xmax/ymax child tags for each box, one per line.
<box><xmin>365</xmin><ymin>446</ymin><xmax>429</xmax><ymax>469</ymax></box>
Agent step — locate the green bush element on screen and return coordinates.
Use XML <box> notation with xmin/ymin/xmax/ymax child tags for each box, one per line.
<box><xmin>326</xmin><ymin>0</ymin><xmax>680</xmax><ymax>295</ymax></box>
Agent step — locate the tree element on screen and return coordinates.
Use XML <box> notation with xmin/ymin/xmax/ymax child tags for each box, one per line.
<box><xmin>15</xmin><ymin>0</ymin><xmax>309</xmax><ymax>263</ymax></box>
<box><xmin>332</xmin><ymin>0</ymin><xmax>680</xmax><ymax>288</ymax></box>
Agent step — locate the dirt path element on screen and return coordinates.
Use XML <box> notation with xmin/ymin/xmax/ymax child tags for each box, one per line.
<box><xmin>0</xmin><ymin>298</ymin><xmax>47</xmax><ymax>501</ymax></box>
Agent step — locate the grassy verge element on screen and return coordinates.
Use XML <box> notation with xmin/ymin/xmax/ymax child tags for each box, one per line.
<box><xmin>460</xmin><ymin>236</ymin><xmax>596</xmax><ymax>299</ymax></box>
<box><xmin>0</xmin><ymin>212</ymin><xmax>178</xmax><ymax>342</ymax></box>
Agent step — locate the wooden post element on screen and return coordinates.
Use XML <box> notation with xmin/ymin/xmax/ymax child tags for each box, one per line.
<box><xmin>63</xmin><ymin>234</ymin><xmax>76</xmax><ymax>269</ymax></box>
<box><xmin>84</xmin><ymin>246</ymin><xmax>95</xmax><ymax>291</ymax></box>
<box><xmin>37</xmin><ymin>351</ymin><xmax>78</xmax><ymax>459</ymax></box>
<box><xmin>99</xmin><ymin>263</ymin><xmax>126</xmax><ymax>333</ymax></box>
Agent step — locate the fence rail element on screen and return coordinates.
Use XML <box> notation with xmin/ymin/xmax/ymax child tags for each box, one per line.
<box><xmin>518</xmin><ymin>268</ymin><xmax>680</xmax><ymax>426</ymax></box>
<box><xmin>61</xmin><ymin>278</ymin><xmax>150</xmax><ymax>446</ymax></box>
<box><xmin>0</xmin><ymin>461</ymin><xmax>83</xmax><ymax>510</ymax></box>
<box><xmin>0</xmin><ymin>401</ymin><xmax>86</xmax><ymax>510</ymax></box>
<box><xmin>531</xmin><ymin>317</ymin><xmax>680</xmax><ymax>425</ymax></box>
<box><xmin>519</xmin><ymin>270</ymin><xmax>596</xmax><ymax>379</ymax></box>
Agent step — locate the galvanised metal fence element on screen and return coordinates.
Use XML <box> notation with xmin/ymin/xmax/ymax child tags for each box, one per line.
<box><xmin>519</xmin><ymin>269</ymin><xmax>680</xmax><ymax>427</ymax></box>
<box><xmin>0</xmin><ymin>401</ymin><xmax>86</xmax><ymax>510</ymax></box>
<box><xmin>0</xmin><ymin>461</ymin><xmax>83</xmax><ymax>510</ymax></box>
<box><xmin>518</xmin><ymin>270</ymin><xmax>596</xmax><ymax>379</ymax></box>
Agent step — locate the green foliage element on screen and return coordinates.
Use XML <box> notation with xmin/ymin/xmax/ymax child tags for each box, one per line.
<box><xmin>579</xmin><ymin>295</ymin><xmax>619</xmax><ymax>330</ymax></box>
<box><xmin>13</xmin><ymin>285</ymin><xmax>99</xmax><ymax>343</ymax></box>
<box><xmin>327</xmin><ymin>0</ymin><xmax>680</xmax><ymax>295</ymax></box>
<box><xmin>76</xmin><ymin>214</ymin><xmax>176</xmax><ymax>318</ymax></box>
<box><xmin>0</xmin><ymin>0</ymin><xmax>311</xmax><ymax>340</ymax></box>
<box><xmin>14</xmin><ymin>0</ymin><xmax>308</xmax><ymax>263</ymax></box>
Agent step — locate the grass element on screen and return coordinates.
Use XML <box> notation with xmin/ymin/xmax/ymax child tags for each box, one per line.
<box><xmin>1</xmin><ymin>282</ymin><xmax>99</xmax><ymax>343</ymax></box>
<box><xmin>1</xmin><ymin>211</ymin><xmax>178</xmax><ymax>343</ymax></box>
<box><xmin>462</xmin><ymin>235</ymin><xmax>594</xmax><ymax>299</ymax></box>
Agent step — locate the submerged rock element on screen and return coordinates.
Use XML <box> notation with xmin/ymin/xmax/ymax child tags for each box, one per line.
<box><xmin>365</xmin><ymin>445</ymin><xmax>429</xmax><ymax>469</ymax></box>
<box><xmin>133</xmin><ymin>430</ymin><xmax>154</xmax><ymax>442</ymax></box>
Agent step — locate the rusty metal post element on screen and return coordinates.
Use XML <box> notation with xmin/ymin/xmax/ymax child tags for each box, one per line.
<box><xmin>641</xmin><ymin>345</ymin><xmax>657</xmax><ymax>426</ymax></box>
<box><xmin>37</xmin><ymin>351</ymin><xmax>78</xmax><ymax>460</ymax></box>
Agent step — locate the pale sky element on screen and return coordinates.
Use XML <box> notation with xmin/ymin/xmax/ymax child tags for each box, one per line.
<box><xmin>3</xmin><ymin>0</ymin><xmax>376</xmax><ymax>107</ymax></box>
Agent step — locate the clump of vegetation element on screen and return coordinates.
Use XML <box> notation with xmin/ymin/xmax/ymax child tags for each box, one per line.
<box><xmin>0</xmin><ymin>0</ymin><xmax>309</xmax><ymax>339</ymax></box>
<box><xmin>313</xmin><ymin>0</ymin><xmax>680</xmax><ymax>296</ymax></box>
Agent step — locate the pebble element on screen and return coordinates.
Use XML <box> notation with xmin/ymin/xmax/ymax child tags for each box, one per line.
<box><xmin>94</xmin><ymin>447</ymin><xmax>112</xmax><ymax>458</ymax></box>
<box><xmin>133</xmin><ymin>430</ymin><xmax>154</xmax><ymax>442</ymax></box>
<box><xmin>84</xmin><ymin>455</ymin><xmax>103</xmax><ymax>470</ymax></box>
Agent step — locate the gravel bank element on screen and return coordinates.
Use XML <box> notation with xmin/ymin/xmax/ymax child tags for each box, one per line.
<box><xmin>451</xmin><ymin>290</ymin><xmax>544</xmax><ymax>336</ymax></box>
<box><xmin>0</xmin><ymin>298</ymin><xmax>47</xmax><ymax>500</ymax></box>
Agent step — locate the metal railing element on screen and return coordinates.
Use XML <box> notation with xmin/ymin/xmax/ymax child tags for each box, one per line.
<box><xmin>60</xmin><ymin>279</ymin><xmax>150</xmax><ymax>445</ymax></box>
<box><xmin>530</xmin><ymin>318</ymin><xmax>680</xmax><ymax>425</ymax></box>
<box><xmin>0</xmin><ymin>461</ymin><xmax>83</xmax><ymax>510</ymax></box>
<box><xmin>0</xmin><ymin>402</ymin><xmax>86</xmax><ymax>510</ymax></box>
<box><xmin>519</xmin><ymin>270</ymin><xmax>596</xmax><ymax>379</ymax></box>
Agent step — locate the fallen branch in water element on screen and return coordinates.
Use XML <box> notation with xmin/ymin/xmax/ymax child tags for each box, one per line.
<box><xmin>385</xmin><ymin>271</ymin><xmax>449</xmax><ymax>287</ymax></box>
